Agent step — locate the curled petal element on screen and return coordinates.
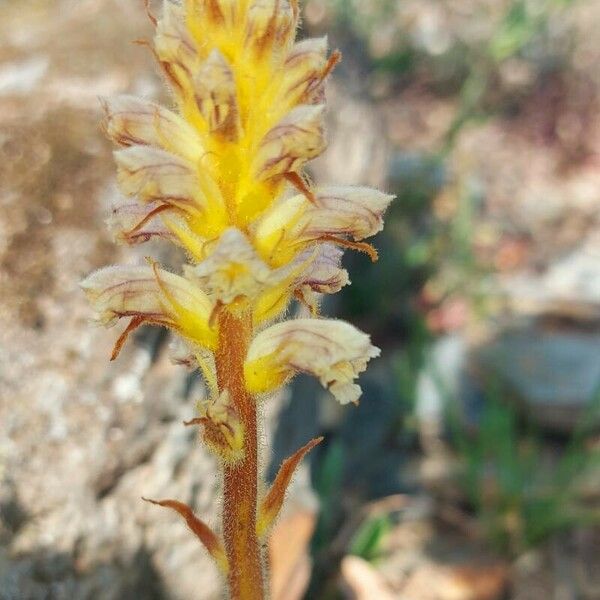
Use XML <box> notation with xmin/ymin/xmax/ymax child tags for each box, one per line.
<box><xmin>244</xmin><ymin>318</ymin><xmax>380</xmax><ymax>404</ymax></box>
<box><xmin>106</xmin><ymin>204</ymin><xmax>207</xmax><ymax>259</ymax></box>
<box><xmin>188</xmin><ymin>228</ymin><xmax>273</xmax><ymax>305</ymax></box>
<box><xmin>246</xmin><ymin>0</ymin><xmax>295</xmax><ymax>55</ymax></box>
<box><xmin>115</xmin><ymin>146</ymin><xmax>201</xmax><ymax>210</ymax></box>
<box><xmin>101</xmin><ymin>95</ymin><xmax>203</xmax><ymax>162</ymax></box>
<box><xmin>252</xmin><ymin>244</ymin><xmax>348</xmax><ymax>323</ymax></box>
<box><xmin>304</xmin><ymin>186</ymin><xmax>395</xmax><ymax>240</ymax></box>
<box><xmin>280</xmin><ymin>37</ymin><xmax>328</xmax><ymax>105</ymax></box>
<box><xmin>296</xmin><ymin>243</ymin><xmax>349</xmax><ymax>295</ymax></box>
<box><xmin>253</xmin><ymin>105</ymin><xmax>326</xmax><ymax>180</ymax></box>
<box><xmin>106</xmin><ymin>199</ymin><xmax>174</xmax><ymax>245</ymax></box>
<box><xmin>155</xmin><ymin>0</ymin><xmax>199</xmax><ymax>90</ymax></box>
<box><xmin>80</xmin><ymin>265</ymin><xmax>216</xmax><ymax>350</ymax></box>
<box><xmin>194</xmin><ymin>50</ymin><xmax>241</xmax><ymax>140</ymax></box>
<box><xmin>254</xmin><ymin>186</ymin><xmax>394</xmax><ymax>265</ymax></box>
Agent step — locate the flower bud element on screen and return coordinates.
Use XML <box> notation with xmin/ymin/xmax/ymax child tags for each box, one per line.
<box><xmin>253</xmin><ymin>105</ymin><xmax>326</xmax><ymax>180</ymax></box>
<box><xmin>280</xmin><ymin>37</ymin><xmax>328</xmax><ymax>106</ymax></box>
<box><xmin>245</xmin><ymin>0</ymin><xmax>295</xmax><ymax>56</ymax></box>
<box><xmin>194</xmin><ymin>50</ymin><xmax>241</xmax><ymax>141</ymax></box>
<box><xmin>190</xmin><ymin>391</ymin><xmax>245</xmax><ymax>463</ymax></box>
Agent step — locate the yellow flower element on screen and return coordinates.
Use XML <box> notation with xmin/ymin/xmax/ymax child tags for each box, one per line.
<box><xmin>244</xmin><ymin>319</ymin><xmax>380</xmax><ymax>404</ymax></box>
<box><xmin>81</xmin><ymin>264</ymin><xmax>216</xmax><ymax>356</ymax></box>
<box><xmin>253</xmin><ymin>186</ymin><xmax>395</xmax><ymax>266</ymax></box>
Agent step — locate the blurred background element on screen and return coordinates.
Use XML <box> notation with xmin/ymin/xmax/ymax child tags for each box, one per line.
<box><xmin>1</xmin><ymin>0</ymin><xmax>600</xmax><ymax>598</ymax></box>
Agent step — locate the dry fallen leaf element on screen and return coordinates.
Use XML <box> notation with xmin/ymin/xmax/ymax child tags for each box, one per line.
<box><xmin>340</xmin><ymin>555</ymin><xmax>396</xmax><ymax>600</ymax></box>
<box><xmin>269</xmin><ymin>510</ymin><xmax>316</xmax><ymax>600</ymax></box>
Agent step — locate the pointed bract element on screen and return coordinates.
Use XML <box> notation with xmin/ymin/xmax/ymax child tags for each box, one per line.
<box><xmin>143</xmin><ymin>497</ymin><xmax>229</xmax><ymax>573</ymax></box>
<box><xmin>257</xmin><ymin>437</ymin><xmax>323</xmax><ymax>538</ymax></box>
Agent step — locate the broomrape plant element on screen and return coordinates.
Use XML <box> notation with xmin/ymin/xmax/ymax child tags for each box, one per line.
<box><xmin>81</xmin><ymin>0</ymin><xmax>393</xmax><ymax>597</ymax></box>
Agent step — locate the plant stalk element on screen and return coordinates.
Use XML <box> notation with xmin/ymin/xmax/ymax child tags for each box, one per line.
<box><xmin>216</xmin><ymin>309</ymin><xmax>265</xmax><ymax>600</ymax></box>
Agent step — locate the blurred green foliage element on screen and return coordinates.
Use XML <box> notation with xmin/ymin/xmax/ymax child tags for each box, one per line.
<box><xmin>448</xmin><ymin>385</ymin><xmax>600</xmax><ymax>554</ymax></box>
<box><xmin>348</xmin><ymin>514</ymin><xmax>393</xmax><ymax>562</ymax></box>
<box><xmin>311</xmin><ymin>441</ymin><xmax>346</xmax><ymax>557</ymax></box>
<box><xmin>328</xmin><ymin>0</ymin><xmax>579</xmax><ymax>146</ymax></box>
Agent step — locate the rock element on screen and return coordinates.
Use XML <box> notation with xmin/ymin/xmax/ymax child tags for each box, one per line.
<box><xmin>476</xmin><ymin>326</ymin><xmax>600</xmax><ymax>431</ymax></box>
<box><xmin>0</xmin><ymin>57</ymin><xmax>48</xmax><ymax>96</ymax></box>
<box><xmin>505</xmin><ymin>246</ymin><xmax>600</xmax><ymax>319</ymax></box>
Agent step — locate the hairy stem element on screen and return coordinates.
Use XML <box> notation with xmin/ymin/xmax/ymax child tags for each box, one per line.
<box><xmin>216</xmin><ymin>310</ymin><xmax>265</xmax><ymax>600</ymax></box>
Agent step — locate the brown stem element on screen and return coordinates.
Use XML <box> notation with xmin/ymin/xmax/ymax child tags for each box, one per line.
<box><xmin>215</xmin><ymin>310</ymin><xmax>265</xmax><ymax>600</ymax></box>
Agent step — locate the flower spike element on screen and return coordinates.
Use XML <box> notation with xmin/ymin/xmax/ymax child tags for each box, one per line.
<box><xmin>83</xmin><ymin>0</ymin><xmax>393</xmax><ymax>595</ymax></box>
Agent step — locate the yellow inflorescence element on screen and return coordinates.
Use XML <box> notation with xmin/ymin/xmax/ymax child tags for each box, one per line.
<box><xmin>82</xmin><ymin>0</ymin><xmax>393</xmax><ymax>439</ymax></box>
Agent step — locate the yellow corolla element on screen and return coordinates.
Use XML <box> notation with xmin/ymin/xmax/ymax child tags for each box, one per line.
<box><xmin>244</xmin><ymin>319</ymin><xmax>381</xmax><ymax>405</ymax></box>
